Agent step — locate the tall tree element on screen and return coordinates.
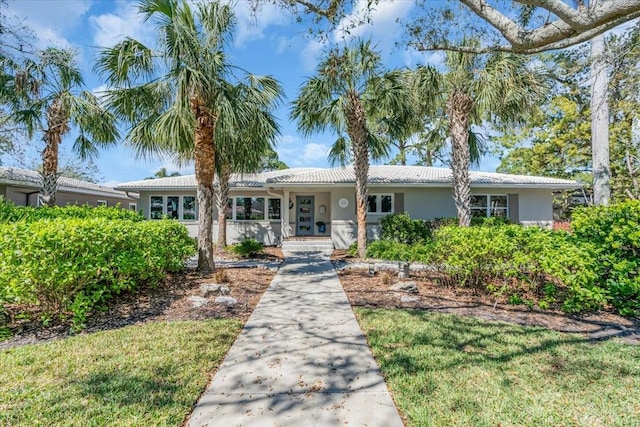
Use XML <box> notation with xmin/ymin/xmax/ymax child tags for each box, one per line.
<box><xmin>266</xmin><ymin>1</ymin><xmax>640</xmax><ymax>53</ymax></box>
<box><xmin>96</xmin><ymin>0</ymin><xmax>281</xmax><ymax>272</ymax></box>
<box><xmin>415</xmin><ymin>39</ymin><xmax>548</xmax><ymax>226</ymax></box>
<box><xmin>590</xmin><ymin>32</ymin><xmax>611</xmax><ymax>205</ymax></box>
<box><xmin>497</xmin><ymin>29</ymin><xmax>640</xmax><ymax>201</ymax></box>
<box><xmin>5</xmin><ymin>47</ymin><xmax>118</xmax><ymax>205</ymax></box>
<box><xmin>215</xmin><ymin>80</ymin><xmax>281</xmax><ymax>247</ymax></box>
<box><xmin>291</xmin><ymin>40</ymin><xmax>409</xmax><ymax>258</ymax></box>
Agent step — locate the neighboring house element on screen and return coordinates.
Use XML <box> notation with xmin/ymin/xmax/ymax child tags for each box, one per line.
<box><xmin>0</xmin><ymin>166</ymin><xmax>139</xmax><ymax>209</ymax></box>
<box><xmin>116</xmin><ymin>165</ymin><xmax>581</xmax><ymax>249</ymax></box>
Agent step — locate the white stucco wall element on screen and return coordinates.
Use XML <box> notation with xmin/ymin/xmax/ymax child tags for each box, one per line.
<box><xmin>138</xmin><ymin>186</ymin><xmax>558</xmax><ymax>248</ymax></box>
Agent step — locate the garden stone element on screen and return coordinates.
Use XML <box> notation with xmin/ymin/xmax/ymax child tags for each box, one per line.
<box><xmin>201</xmin><ymin>284</ymin><xmax>230</xmax><ymax>297</ymax></box>
<box><xmin>391</xmin><ymin>281</ymin><xmax>418</xmax><ymax>294</ymax></box>
<box><xmin>215</xmin><ymin>296</ymin><xmax>237</xmax><ymax>306</ymax></box>
<box><xmin>188</xmin><ymin>296</ymin><xmax>208</xmax><ymax>308</ymax></box>
<box><xmin>400</xmin><ymin>295</ymin><xmax>419</xmax><ymax>303</ymax></box>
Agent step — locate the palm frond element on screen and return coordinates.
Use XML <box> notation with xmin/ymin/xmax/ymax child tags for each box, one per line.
<box><xmin>328</xmin><ymin>135</ymin><xmax>350</xmax><ymax>166</ymax></box>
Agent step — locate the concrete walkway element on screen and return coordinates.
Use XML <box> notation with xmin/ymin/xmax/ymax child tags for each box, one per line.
<box><xmin>188</xmin><ymin>249</ymin><xmax>404</xmax><ymax>427</ymax></box>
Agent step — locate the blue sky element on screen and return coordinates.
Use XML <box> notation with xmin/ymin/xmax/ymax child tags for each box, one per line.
<box><xmin>4</xmin><ymin>0</ymin><xmax>500</xmax><ymax>186</ymax></box>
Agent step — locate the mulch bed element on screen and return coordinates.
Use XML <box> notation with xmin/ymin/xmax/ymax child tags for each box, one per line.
<box><xmin>0</xmin><ymin>248</ymin><xmax>283</xmax><ymax>350</ymax></box>
<box><xmin>335</xmin><ymin>256</ymin><xmax>640</xmax><ymax>345</ymax></box>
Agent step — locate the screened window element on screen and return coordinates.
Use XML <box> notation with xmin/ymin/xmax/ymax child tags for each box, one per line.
<box><xmin>226</xmin><ymin>197</ymin><xmax>281</xmax><ymax>221</ymax></box>
<box><xmin>167</xmin><ymin>196</ymin><xmax>179</xmax><ymax>219</ymax></box>
<box><xmin>150</xmin><ymin>196</ymin><xmax>163</xmax><ymax>219</ymax></box>
<box><xmin>268</xmin><ymin>198</ymin><xmax>281</xmax><ymax>220</ymax></box>
<box><xmin>149</xmin><ymin>195</ymin><xmax>197</xmax><ymax>220</ymax></box>
<box><xmin>367</xmin><ymin>194</ymin><xmax>393</xmax><ymax>214</ymax></box>
<box><xmin>236</xmin><ymin>197</ymin><xmax>265</xmax><ymax>220</ymax></box>
<box><xmin>471</xmin><ymin>195</ymin><xmax>508</xmax><ymax>218</ymax></box>
<box><xmin>183</xmin><ymin>196</ymin><xmax>196</xmax><ymax>220</ymax></box>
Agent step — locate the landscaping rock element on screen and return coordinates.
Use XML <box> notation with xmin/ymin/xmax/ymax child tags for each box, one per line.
<box><xmin>188</xmin><ymin>295</ymin><xmax>209</xmax><ymax>308</ymax></box>
<box><xmin>201</xmin><ymin>283</ymin><xmax>230</xmax><ymax>297</ymax></box>
<box><xmin>391</xmin><ymin>281</ymin><xmax>418</xmax><ymax>294</ymax></box>
<box><xmin>400</xmin><ymin>295</ymin><xmax>419</xmax><ymax>303</ymax></box>
<box><xmin>215</xmin><ymin>296</ymin><xmax>238</xmax><ymax>306</ymax></box>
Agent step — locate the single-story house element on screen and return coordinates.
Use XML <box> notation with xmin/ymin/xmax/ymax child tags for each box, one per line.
<box><xmin>0</xmin><ymin>166</ymin><xmax>139</xmax><ymax>208</ymax></box>
<box><xmin>116</xmin><ymin>165</ymin><xmax>580</xmax><ymax>249</ymax></box>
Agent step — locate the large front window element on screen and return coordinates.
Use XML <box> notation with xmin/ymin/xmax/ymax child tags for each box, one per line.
<box><xmin>367</xmin><ymin>194</ymin><xmax>393</xmax><ymax>214</ymax></box>
<box><xmin>471</xmin><ymin>195</ymin><xmax>508</xmax><ymax>218</ymax></box>
<box><xmin>226</xmin><ymin>197</ymin><xmax>281</xmax><ymax>221</ymax></box>
<box><xmin>149</xmin><ymin>195</ymin><xmax>198</xmax><ymax>220</ymax></box>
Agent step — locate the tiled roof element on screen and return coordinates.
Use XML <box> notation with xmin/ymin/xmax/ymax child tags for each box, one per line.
<box><xmin>115</xmin><ymin>168</ymin><xmax>323</xmax><ymax>190</ymax></box>
<box><xmin>266</xmin><ymin>165</ymin><xmax>580</xmax><ymax>187</ymax></box>
<box><xmin>116</xmin><ymin>165</ymin><xmax>580</xmax><ymax>190</ymax></box>
<box><xmin>0</xmin><ymin>166</ymin><xmax>138</xmax><ymax>198</ymax></box>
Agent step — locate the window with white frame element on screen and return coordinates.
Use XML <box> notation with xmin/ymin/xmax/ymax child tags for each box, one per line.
<box><xmin>149</xmin><ymin>195</ymin><xmax>198</xmax><ymax>220</ymax></box>
<box><xmin>97</xmin><ymin>200</ymin><xmax>107</xmax><ymax>207</ymax></box>
<box><xmin>225</xmin><ymin>197</ymin><xmax>281</xmax><ymax>221</ymax></box>
<box><xmin>367</xmin><ymin>194</ymin><xmax>393</xmax><ymax>214</ymax></box>
<box><xmin>128</xmin><ymin>203</ymin><xmax>137</xmax><ymax>211</ymax></box>
<box><xmin>471</xmin><ymin>195</ymin><xmax>508</xmax><ymax>218</ymax></box>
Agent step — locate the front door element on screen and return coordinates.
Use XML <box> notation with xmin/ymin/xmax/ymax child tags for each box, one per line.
<box><xmin>296</xmin><ymin>196</ymin><xmax>314</xmax><ymax>236</ymax></box>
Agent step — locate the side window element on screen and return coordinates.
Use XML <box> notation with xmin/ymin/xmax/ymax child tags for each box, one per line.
<box><xmin>150</xmin><ymin>196</ymin><xmax>163</xmax><ymax>219</ymax></box>
<box><xmin>183</xmin><ymin>196</ymin><xmax>197</xmax><ymax>220</ymax></box>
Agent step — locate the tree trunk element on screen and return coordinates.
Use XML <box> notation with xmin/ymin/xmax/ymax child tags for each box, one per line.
<box><xmin>345</xmin><ymin>92</ymin><xmax>370</xmax><ymax>259</ymax></box>
<box><xmin>591</xmin><ymin>33</ymin><xmax>611</xmax><ymax>206</ymax></box>
<box><xmin>191</xmin><ymin>95</ymin><xmax>216</xmax><ymax>273</ymax></box>
<box><xmin>40</xmin><ymin>99</ymin><xmax>69</xmax><ymax>207</ymax></box>
<box><xmin>216</xmin><ymin>164</ymin><xmax>231</xmax><ymax>247</ymax></box>
<box><xmin>447</xmin><ymin>90</ymin><xmax>473</xmax><ymax>226</ymax></box>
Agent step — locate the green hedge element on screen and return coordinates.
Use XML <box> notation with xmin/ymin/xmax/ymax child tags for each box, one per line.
<box><xmin>0</xmin><ymin>218</ymin><xmax>195</xmax><ymax>329</ymax></box>
<box><xmin>378</xmin><ymin>212</ymin><xmax>512</xmax><ymax>244</ymax></box>
<box><xmin>572</xmin><ymin>201</ymin><xmax>640</xmax><ymax>315</ymax></box>
<box><xmin>0</xmin><ymin>198</ymin><xmax>144</xmax><ymax>223</ymax></box>
<box><xmin>367</xmin><ymin>225</ymin><xmax>604</xmax><ymax>313</ymax></box>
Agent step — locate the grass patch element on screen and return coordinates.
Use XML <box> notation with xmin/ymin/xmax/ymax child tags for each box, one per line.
<box><xmin>0</xmin><ymin>319</ymin><xmax>242</xmax><ymax>426</ymax></box>
<box><xmin>355</xmin><ymin>308</ymin><xmax>640</xmax><ymax>427</ymax></box>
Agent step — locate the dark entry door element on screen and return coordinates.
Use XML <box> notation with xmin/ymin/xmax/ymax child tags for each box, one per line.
<box><xmin>296</xmin><ymin>196</ymin><xmax>314</xmax><ymax>236</ymax></box>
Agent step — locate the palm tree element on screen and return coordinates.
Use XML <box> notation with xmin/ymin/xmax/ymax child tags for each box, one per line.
<box><xmin>96</xmin><ymin>0</ymin><xmax>282</xmax><ymax>272</ymax></box>
<box><xmin>414</xmin><ymin>40</ymin><xmax>548</xmax><ymax>225</ymax></box>
<box><xmin>291</xmin><ymin>40</ymin><xmax>409</xmax><ymax>258</ymax></box>
<box><xmin>5</xmin><ymin>47</ymin><xmax>118</xmax><ymax>205</ymax></box>
<box><xmin>213</xmin><ymin>80</ymin><xmax>281</xmax><ymax>247</ymax></box>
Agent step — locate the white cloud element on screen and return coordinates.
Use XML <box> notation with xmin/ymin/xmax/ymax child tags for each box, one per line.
<box><xmin>89</xmin><ymin>2</ymin><xmax>155</xmax><ymax>48</ymax></box>
<box><xmin>403</xmin><ymin>49</ymin><xmax>445</xmax><ymax>69</ymax></box>
<box><xmin>334</xmin><ymin>0</ymin><xmax>413</xmax><ymax>50</ymax></box>
<box><xmin>301</xmin><ymin>142</ymin><xmax>329</xmax><ymax>164</ymax></box>
<box><xmin>301</xmin><ymin>39</ymin><xmax>326</xmax><ymax>72</ymax></box>
<box><xmin>231</xmin><ymin>1</ymin><xmax>290</xmax><ymax>47</ymax></box>
<box><xmin>5</xmin><ymin>0</ymin><xmax>90</xmax><ymax>49</ymax></box>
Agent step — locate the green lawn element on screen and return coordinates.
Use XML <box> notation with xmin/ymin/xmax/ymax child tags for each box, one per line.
<box><xmin>0</xmin><ymin>320</ymin><xmax>242</xmax><ymax>426</ymax></box>
<box><xmin>355</xmin><ymin>308</ymin><xmax>640</xmax><ymax>427</ymax></box>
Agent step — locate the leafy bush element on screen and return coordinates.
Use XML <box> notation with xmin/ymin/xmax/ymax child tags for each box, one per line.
<box><xmin>572</xmin><ymin>201</ymin><xmax>640</xmax><ymax>315</ymax></box>
<box><xmin>366</xmin><ymin>240</ymin><xmax>433</xmax><ymax>263</ymax></box>
<box><xmin>0</xmin><ymin>198</ymin><xmax>144</xmax><ymax>223</ymax></box>
<box><xmin>0</xmin><ymin>218</ymin><xmax>195</xmax><ymax>329</ymax></box>
<box><xmin>231</xmin><ymin>237</ymin><xmax>263</xmax><ymax>258</ymax></box>
<box><xmin>379</xmin><ymin>213</ymin><xmax>512</xmax><ymax>245</ymax></box>
<box><xmin>379</xmin><ymin>213</ymin><xmax>432</xmax><ymax>243</ymax></box>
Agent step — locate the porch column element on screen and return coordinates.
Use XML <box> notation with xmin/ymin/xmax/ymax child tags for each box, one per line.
<box><xmin>282</xmin><ymin>190</ymin><xmax>290</xmax><ymax>239</ymax></box>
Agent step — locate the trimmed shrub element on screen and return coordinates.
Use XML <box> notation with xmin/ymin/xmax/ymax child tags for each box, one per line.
<box><xmin>0</xmin><ymin>218</ymin><xmax>195</xmax><ymax>329</ymax></box>
<box><xmin>231</xmin><ymin>237</ymin><xmax>263</xmax><ymax>258</ymax></box>
<box><xmin>379</xmin><ymin>213</ymin><xmax>432</xmax><ymax>243</ymax></box>
<box><xmin>572</xmin><ymin>201</ymin><xmax>640</xmax><ymax>315</ymax></box>
<box><xmin>0</xmin><ymin>198</ymin><xmax>144</xmax><ymax>223</ymax></box>
<box><xmin>366</xmin><ymin>240</ymin><xmax>433</xmax><ymax>263</ymax></box>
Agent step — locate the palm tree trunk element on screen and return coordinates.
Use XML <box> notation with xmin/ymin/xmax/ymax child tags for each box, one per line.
<box><xmin>40</xmin><ymin>100</ymin><xmax>69</xmax><ymax>207</ymax></box>
<box><xmin>216</xmin><ymin>164</ymin><xmax>231</xmax><ymax>247</ymax></box>
<box><xmin>191</xmin><ymin>96</ymin><xmax>216</xmax><ymax>273</ymax></box>
<box><xmin>447</xmin><ymin>90</ymin><xmax>473</xmax><ymax>227</ymax></box>
<box><xmin>590</xmin><ymin>34</ymin><xmax>611</xmax><ymax>206</ymax></box>
<box><xmin>346</xmin><ymin>92</ymin><xmax>370</xmax><ymax>259</ymax></box>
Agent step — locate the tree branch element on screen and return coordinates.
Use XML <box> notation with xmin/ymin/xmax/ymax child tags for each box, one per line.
<box><xmin>458</xmin><ymin>0</ymin><xmax>640</xmax><ymax>53</ymax></box>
